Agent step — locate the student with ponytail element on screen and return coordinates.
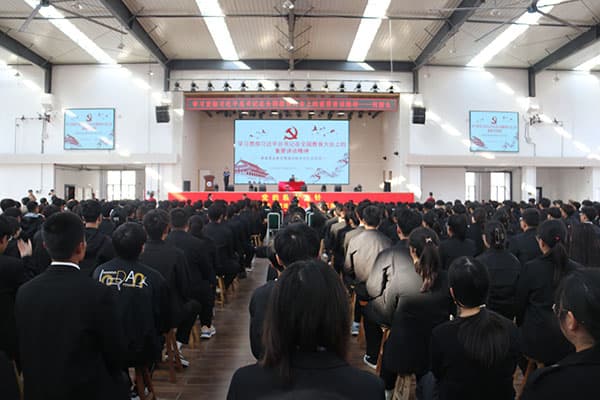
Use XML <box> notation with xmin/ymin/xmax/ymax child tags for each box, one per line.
<box><xmin>521</xmin><ymin>269</ymin><xmax>600</xmax><ymax>400</ymax></box>
<box><xmin>431</xmin><ymin>257</ymin><xmax>520</xmax><ymax>400</ymax></box>
<box><xmin>476</xmin><ymin>221</ymin><xmax>521</xmax><ymax>320</ymax></box>
<box><xmin>379</xmin><ymin>227</ymin><xmax>453</xmax><ymax>399</ymax></box>
<box><xmin>439</xmin><ymin>214</ymin><xmax>477</xmax><ymax>270</ymax></box>
<box><xmin>516</xmin><ymin>219</ymin><xmax>582</xmax><ymax>365</ymax></box>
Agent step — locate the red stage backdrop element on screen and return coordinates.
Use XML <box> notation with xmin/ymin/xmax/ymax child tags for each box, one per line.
<box><xmin>168</xmin><ymin>192</ymin><xmax>414</xmax><ymax>210</ymax></box>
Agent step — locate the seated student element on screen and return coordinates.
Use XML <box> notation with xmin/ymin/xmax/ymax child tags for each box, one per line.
<box><xmin>521</xmin><ymin>269</ymin><xmax>600</xmax><ymax>400</ymax></box>
<box><xmin>249</xmin><ymin>222</ymin><xmax>320</xmax><ymax>359</ymax></box>
<box><xmin>79</xmin><ymin>200</ymin><xmax>115</xmax><ymax>277</ymax></box>
<box><xmin>140</xmin><ymin>209</ymin><xmax>195</xmax><ymax>365</ymax></box>
<box><xmin>439</xmin><ymin>214</ymin><xmax>477</xmax><ymax>270</ymax></box>
<box><xmin>516</xmin><ymin>219</ymin><xmax>581</xmax><ymax>365</ymax></box>
<box><xmin>379</xmin><ymin>227</ymin><xmax>453</xmax><ymax>399</ymax></box>
<box><xmin>16</xmin><ymin>212</ymin><xmax>129</xmax><ymax>400</ymax></box>
<box><xmin>431</xmin><ymin>257</ymin><xmax>520</xmax><ymax>400</ymax></box>
<box><xmin>509</xmin><ymin>208</ymin><xmax>542</xmax><ymax>266</ymax></box>
<box><xmin>476</xmin><ymin>221</ymin><xmax>521</xmax><ymax>320</ymax></box>
<box><xmin>93</xmin><ymin>223</ymin><xmax>170</xmax><ymax>372</ymax></box>
<box><xmin>229</xmin><ymin>259</ymin><xmax>384</xmax><ymax>400</ymax></box>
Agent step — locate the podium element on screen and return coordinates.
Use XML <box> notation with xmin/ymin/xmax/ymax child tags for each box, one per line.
<box><xmin>203</xmin><ymin>175</ymin><xmax>215</xmax><ymax>191</ymax></box>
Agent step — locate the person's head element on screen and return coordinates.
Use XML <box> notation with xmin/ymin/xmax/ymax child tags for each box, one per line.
<box><xmin>397</xmin><ymin>209</ymin><xmax>423</xmax><ymax>239</ymax></box>
<box><xmin>143</xmin><ymin>209</ymin><xmax>170</xmax><ymax>240</ymax></box>
<box><xmin>483</xmin><ymin>220</ymin><xmax>507</xmax><ymax>250</ymax></box>
<box><xmin>548</xmin><ymin>207</ymin><xmax>562</xmax><ymax>220</ymax></box>
<box><xmin>207</xmin><ymin>203</ymin><xmax>226</xmax><ymax>222</ymax></box>
<box><xmin>80</xmin><ymin>200</ymin><xmax>102</xmax><ymax>224</ymax></box>
<box><xmin>537</xmin><ymin>219</ymin><xmax>569</xmax><ymax>285</ymax></box>
<box><xmin>188</xmin><ymin>215</ymin><xmax>205</xmax><ymax>238</ymax></box>
<box><xmin>170</xmin><ymin>208</ymin><xmax>189</xmax><ymax>230</ymax></box>
<box><xmin>362</xmin><ymin>205</ymin><xmax>382</xmax><ymax>228</ymax></box>
<box><xmin>447</xmin><ymin>213</ymin><xmax>468</xmax><ymax>240</ymax></box>
<box><xmin>408</xmin><ymin>227</ymin><xmax>441</xmax><ymax>292</ymax></box>
<box><xmin>554</xmin><ymin>269</ymin><xmax>600</xmax><ymax>350</ymax></box>
<box><xmin>580</xmin><ymin>206</ymin><xmax>597</xmax><ymax>223</ymax></box>
<box><xmin>569</xmin><ymin>222</ymin><xmax>600</xmax><ymax>269</ymax></box>
<box><xmin>42</xmin><ymin>212</ymin><xmax>86</xmax><ymax>263</ymax></box>
<box><xmin>520</xmin><ymin>208</ymin><xmax>540</xmax><ymax>231</ymax></box>
<box><xmin>539</xmin><ymin>197</ymin><xmax>551</xmax><ymax>209</ymax></box>
<box><xmin>273</xmin><ymin>222</ymin><xmax>320</xmax><ymax>269</ymax></box>
<box><xmin>3</xmin><ymin>207</ymin><xmax>22</xmax><ymax>221</ymax></box>
<box><xmin>0</xmin><ymin>215</ymin><xmax>12</xmax><ymax>253</ymax></box>
<box><xmin>472</xmin><ymin>207</ymin><xmax>487</xmax><ymax>225</ymax></box>
<box><xmin>26</xmin><ymin>201</ymin><xmax>39</xmax><ymax>214</ymax></box>
<box><xmin>112</xmin><ymin>222</ymin><xmax>146</xmax><ymax>261</ymax></box>
<box><xmin>262</xmin><ymin>259</ymin><xmax>350</xmax><ymax>383</ymax></box>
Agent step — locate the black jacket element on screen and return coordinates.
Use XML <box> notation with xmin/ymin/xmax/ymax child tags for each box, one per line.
<box><xmin>20</xmin><ymin>213</ymin><xmax>43</xmax><ymax>242</ymax></box>
<box><xmin>93</xmin><ymin>258</ymin><xmax>171</xmax><ymax>365</ymax></box>
<box><xmin>431</xmin><ymin>310</ymin><xmax>520</xmax><ymax>400</ymax></box>
<box><xmin>227</xmin><ymin>351</ymin><xmax>385</xmax><ymax>400</ymax></box>
<box><xmin>365</xmin><ymin>240</ymin><xmax>423</xmax><ymax>325</ymax></box>
<box><xmin>202</xmin><ymin>222</ymin><xmax>240</xmax><ymax>276</ymax></box>
<box><xmin>166</xmin><ymin>230</ymin><xmax>217</xmax><ymax>287</ymax></box>
<box><xmin>139</xmin><ymin>240</ymin><xmax>192</xmax><ymax>327</ymax></box>
<box><xmin>382</xmin><ymin>272</ymin><xmax>453</xmax><ymax>375</ymax></box>
<box><xmin>16</xmin><ymin>264</ymin><xmax>128</xmax><ymax>400</ymax></box>
<box><xmin>439</xmin><ymin>237</ymin><xmax>477</xmax><ymax>270</ymax></box>
<box><xmin>466</xmin><ymin>223</ymin><xmax>485</xmax><ymax>256</ymax></box>
<box><xmin>515</xmin><ymin>255</ymin><xmax>580</xmax><ymax>364</ymax></box>
<box><xmin>476</xmin><ymin>248</ymin><xmax>521</xmax><ymax>320</ymax></box>
<box><xmin>79</xmin><ymin>227</ymin><xmax>114</xmax><ymax>277</ymax></box>
<box><xmin>509</xmin><ymin>228</ymin><xmax>542</xmax><ymax>266</ymax></box>
<box><xmin>248</xmin><ymin>280</ymin><xmax>275</xmax><ymax>359</ymax></box>
<box><xmin>0</xmin><ymin>254</ymin><xmax>27</xmax><ymax>359</ymax></box>
<box><xmin>30</xmin><ymin>230</ymin><xmax>50</xmax><ymax>278</ymax></box>
<box><xmin>521</xmin><ymin>345</ymin><xmax>600</xmax><ymax>400</ymax></box>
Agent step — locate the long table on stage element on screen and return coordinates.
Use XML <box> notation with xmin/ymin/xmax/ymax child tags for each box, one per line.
<box><xmin>169</xmin><ymin>191</ymin><xmax>414</xmax><ymax>209</ymax></box>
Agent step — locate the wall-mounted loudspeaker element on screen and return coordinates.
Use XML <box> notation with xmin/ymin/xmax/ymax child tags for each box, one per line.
<box><xmin>412</xmin><ymin>106</ymin><xmax>426</xmax><ymax>124</ymax></box>
<box><xmin>156</xmin><ymin>105</ymin><xmax>171</xmax><ymax>123</ymax></box>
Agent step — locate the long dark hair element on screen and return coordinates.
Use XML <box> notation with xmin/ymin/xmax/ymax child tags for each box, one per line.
<box><xmin>569</xmin><ymin>223</ymin><xmax>600</xmax><ymax>269</ymax></box>
<box><xmin>449</xmin><ymin>257</ymin><xmax>512</xmax><ymax>368</ymax></box>
<box><xmin>537</xmin><ymin>219</ymin><xmax>569</xmax><ymax>286</ymax></box>
<box><xmin>408</xmin><ymin>227</ymin><xmax>441</xmax><ymax>292</ymax></box>
<box><xmin>484</xmin><ymin>221</ymin><xmax>507</xmax><ymax>250</ymax></box>
<box><xmin>447</xmin><ymin>214</ymin><xmax>468</xmax><ymax>241</ymax></box>
<box><xmin>555</xmin><ymin>269</ymin><xmax>600</xmax><ymax>343</ymax></box>
<box><xmin>261</xmin><ymin>260</ymin><xmax>350</xmax><ymax>385</ymax></box>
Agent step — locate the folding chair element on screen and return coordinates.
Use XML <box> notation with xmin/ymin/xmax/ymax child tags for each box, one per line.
<box><xmin>265</xmin><ymin>212</ymin><xmax>281</xmax><ymax>243</ymax></box>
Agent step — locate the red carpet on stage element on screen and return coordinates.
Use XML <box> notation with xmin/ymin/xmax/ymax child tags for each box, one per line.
<box><xmin>168</xmin><ymin>192</ymin><xmax>414</xmax><ymax>209</ymax></box>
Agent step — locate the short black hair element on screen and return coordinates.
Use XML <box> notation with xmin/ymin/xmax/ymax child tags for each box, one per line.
<box><xmin>112</xmin><ymin>222</ymin><xmax>146</xmax><ymax>260</ymax></box>
<box><xmin>42</xmin><ymin>212</ymin><xmax>85</xmax><ymax>261</ymax></box>
<box><xmin>207</xmin><ymin>203</ymin><xmax>226</xmax><ymax>222</ymax></box>
<box><xmin>143</xmin><ymin>209</ymin><xmax>170</xmax><ymax>240</ymax></box>
<box><xmin>0</xmin><ymin>215</ymin><xmax>12</xmax><ymax>241</ymax></box>
<box><xmin>80</xmin><ymin>200</ymin><xmax>102</xmax><ymax>223</ymax></box>
<box><xmin>540</xmin><ymin>197</ymin><xmax>551</xmax><ymax>208</ymax></box>
<box><xmin>521</xmin><ymin>208</ymin><xmax>540</xmax><ymax>227</ymax></box>
<box><xmin>448</xmin><ymin>213</ymin><xmax>468</xmax><ymax>240</ymax></box>
<box><xmin>26</xmin><ymin>201</ymin><xmax>38</xmax><ymax>213</ymax></box>
<box><xmin>170</xmin><ymin>208</ymin><xmax>189</xmax><ymax>229</ymax></box>
<box><xmin>397</xmin><ymin>209</ymin><xmax>423</xmax><ymax>237</ymax></box>
<box><xmin>581</xmin><ymin>206</ymin><xmax>597</xmax><ymax>222</ymax></box>
<box><xmin>2</xmin><ymin>207</ymin><xmax>22</xmax><ymax>219</ymax></box>
<box><xmin>362</xmin><ymin>205</ymin><xmax>382</xmax><ymax>228</ymax></box>
<box><xmin>273</xmin><ymin>222</ymin><xmax>320</xmax><ymax>267</ymax></box>
<box><xmin>0</xmin><ymin>199</ymin><xmax>17</xmax><ymax>212</ymax></box>
<box><xmin>548</xmin><ymin>207</ymin><xmax>562</xmax><ymax>219</ymax></box>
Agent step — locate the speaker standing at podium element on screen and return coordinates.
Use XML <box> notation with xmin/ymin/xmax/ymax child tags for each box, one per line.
<box><xmin>289</xmin><ymin>174</ymin><xmax>296</xmax><ymax>183</ymax></box>
<box><xmin>223</xmin><ymin>167</ymin><xmax>231</xmax><ymax>188</ymax></box>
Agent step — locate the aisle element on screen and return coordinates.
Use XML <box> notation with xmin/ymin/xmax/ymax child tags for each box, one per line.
<box><xmin>153</xmin><ymin>258</ymin><xmax>377</xmax><ymax>399</ymax></box>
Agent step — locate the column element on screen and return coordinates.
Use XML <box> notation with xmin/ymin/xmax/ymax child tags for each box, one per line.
<box><xmin>591</xmin><ymin>167</ymin><xmax>600</xmax><ymax>201</ymax></box>
<box><xmin>521</xmin><ymin>166</ymin><xmax>537</xmax><ymax>202</ymax></box>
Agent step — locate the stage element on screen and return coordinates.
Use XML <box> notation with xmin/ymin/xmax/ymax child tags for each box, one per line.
<box><xmin>168</xmin><ymin>191</ymin><xmax>414</xmax><ymax>210</ymax></box>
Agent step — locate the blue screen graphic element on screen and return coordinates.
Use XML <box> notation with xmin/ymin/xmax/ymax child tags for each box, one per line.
<box><xmin>469</xmin><ymin>111</ymin><xmax>519</xmax><ymax>152</ymax></box>
<box><xmin>64</xmin><ymin>108</ymin><xmax>115</xmax><ymax>150</ymax></box>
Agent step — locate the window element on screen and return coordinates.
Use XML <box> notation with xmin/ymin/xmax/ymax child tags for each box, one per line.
<box><xmin>491</xmin><ymin>172</ymin><xmax>511</xmax><ymax>202</ymax></box>
<box><xmin>107</xmin><ymin>170</ymin><xmax>136</xmax><ymax>200</ymax></box>
<box><xmin>465</xmin><ymin>172</ymin><xmax>476</xmax><ymax>201</ymax></box>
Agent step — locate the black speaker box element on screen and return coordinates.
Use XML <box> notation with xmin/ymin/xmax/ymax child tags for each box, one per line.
<box><xmin>334</xmin><ymin>185</ymin><xmax>342</xmax><ymax>192</ymax></box>
<box><xmin>383</xmin><ymin>182</ymin><xmax>391</xmax><ymax>192</ymax></box>
<box><xmin>259</xmin><ymin>184</ymin><xmax>267</xmax><ymax>192</ymax></box>
<box><xmin>412</xmin><ymin>106</ymin><xmax>426</xmax><ymax>124</ymax></box>
<box><xmin>156</xmin><ymin>105</ymin><xmax>170</xmax><ymax>123</ymax></box>
<box><xmin>226</xmin><ymin>185</ymin><xmax>235</xmax><ymax>192</ymax></box>
<box><xmin>300</xmin><ymin>185</ymin><xmax>307</xmax><ymax>191</ymax></box>
<box><xmin>183</xmin><ymin>180</ymin><xmax>191</xmax><ymax>191</ymax></box>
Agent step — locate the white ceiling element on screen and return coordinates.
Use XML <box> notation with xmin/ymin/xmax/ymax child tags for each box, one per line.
<box><xmin>0</xmin><ymin>0</ymin><xmax>599</xmax><ymax>70</ymax></box>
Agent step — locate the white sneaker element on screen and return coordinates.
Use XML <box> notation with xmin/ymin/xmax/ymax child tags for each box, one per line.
<box><xmin>351</xmin><ymin>321</ymin><xmax>360</xmax><ymax>336</ymax></box>
<box><xmin>178</xmin><ymin>352</ymin><xmax>190</xmax><ymax>368</ymax></box>
<box><xmin>363</xmin><ymin>354</ymin><xmax>377</xmax><ymax>370</ymax></box>
<box><xmin>201</xmin><ymin>325</ymin><xmax>216</xmax><ymax>339</ymax></box>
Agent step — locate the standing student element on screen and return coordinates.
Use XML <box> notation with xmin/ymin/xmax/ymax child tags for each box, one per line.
<box><xmin>79</xmin><ymin>200</ymin><xmax>114</xmax><ymax>277</ymax></box>
<box><xmin>16</xmin><ymin>212</ymin><xmax>129</xmax><ymax>400</ymax></box>
<box><xmin>431</xmin><ymin>257</ymin><xmax>520</xmax><ymax>400</ymax></box>
<box><xmin>521</xmin><ymin>269</ymin><xmax>600</xmax><ymax>399</ymax></box>
<box><xmin>516</xmin><ymin>219</ymin><xmax>581</xmax><ymax>365</ymax></box>
<box><xmin>568</xmin><ymin>205</ymin><xmax>600</xmax><ymax>268</ymax></box>
<box><xmin>439</xmin><ymin>214</ymin><xmax>477</xmax><ymax>270</ymax></box>
<box><xmin>509</xmin><ymin>208</ymin><xmax>542</xmax><ymax>266</ymax></box>
<box><xmin>229</xmin><ymin>260</ymin><xmax>384</xmax><ymax>399</ymax></box>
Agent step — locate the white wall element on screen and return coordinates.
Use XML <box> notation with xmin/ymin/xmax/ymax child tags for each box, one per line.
<box><xmin>421</xmin><ymin>167</ymin><xmax>466</xmax><ymax>202</ymax></box>
<box><xmin>537</xmin><ymin>167</ymin><xmax>593</xmax><ymax>201</ymax></box>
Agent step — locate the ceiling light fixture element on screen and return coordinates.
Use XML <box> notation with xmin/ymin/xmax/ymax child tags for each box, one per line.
<box><xmin>257</xmin><ymin>82</ymin><xmax>264</xmax><ymax>91</ymax></box>
<box><xmin>195</xmin><ymin>0</ymin><xmax>239</xmax><ymax>61</ymax></box>
<box><xmin>190</xmin><ymin>82</ymin><xmax>198</xmax><ymax>92</ymax></box>
<box><xmin>282</xmin><ymin>0</ymin><xmax>295</xmax><ymax>10</ymax></box>
<box><xmin>233</xmin><ymin>61</ymin><xmax>250</xmax><ymax>70</ymax></box>
<box><xmin>338</xmin><ymin>82</ymin><xmax>345</xmax><ymax>92</ymax></box>
<box><xmin>355</xmin><ymin>83</ymin><xmax>362</xmax><ymax>92</ymax></box>
<box><xmin>371</xmin><ymin>83</ymin><xmax>379</xmax><ymax>92</ymax></box>
<box><xmin>357</xmin><ymin>62</ymin><xmax>375</xmax><ymax>71</ymax></box>
<box><xmin>467</xmin><ymin>0</ymin><xmax>559</xmax><ymax>68</ymax></box>
<box><xmin>23</xmin><ymin>0</ymin><xmax>116</xmax><ymax>64</ymax></box>
<box><xmin>207</xmin><ymin>81</ymin><xmax>214</xmax><ymax>91</ymax></box>
<box><xmin>305</xmin><ymin>82</ymin><xmax>312</xmax><ymax>91</ymax></box>
<box><xmin>224</xmin><ymin>81</ymin><xmax>231</xmax><ymax>91</ymax></box>
<box><xmin>289</xmin><ymin>81</ymin><xmax>295</xmax><ymax>91</ymax></box>
<box><xmin>322</xmin><ymin>82</ymin><xmax>329</xmax><ymax>91</ymax></box>
<box><xmin>240</xmin><ymin>81</ymin><xmax>247</xmax><ymax>91</ymax></box>
<box><xmin>347</xmin><ymin>0</ymin><xmax>391</xmax><ymax>62</ymax></box>
<box><xmin>274</xmin><ymin>82</ymin><xmax>280</xmax><ymax>91</ymax></box>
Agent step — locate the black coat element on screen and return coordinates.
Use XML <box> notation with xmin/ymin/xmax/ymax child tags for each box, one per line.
<box><xmin>521</xmin><ymin>345</ymin><xmax>600</xmax><ymax>400</ymax></box>
<box><xmin>515</xmin><ymin>255</ymin><xmax>580</xmax><ymax>364</ymax></box>
<box><xmin>140</xmin><ymin>240</ymin><xmax>192</xmax><ymax>327</ymax></box>
<box><xmin>248</xmin><ymin>280</ymin><xmax>275</xmax><ymax>359</ymax></box>
<box><xmin>227</xmin><ymin>351</ymin><xmax>385</xmax><ymax>400</ymax></box>
<box><xmin>466</xmin><ymin>223</ymin><xmax>485</xmax><ymax>256</ymax></box>
<box><xmin>509</xmin><ymin>228</ymin><xmax>542</xmax><ymax>266</ymax></box>
<box><xmin>439</xmin><ymin>237</ymin><xmax>477</xmax><ymax>270</ymax></box>
<box><xmin>79</xmin><ymin>227</ymin><xmax>114</xmax><ymax>277</ymax></box>
<box><xmin>382</xmin><ymin>272</ymin><xmax>453</xmax><ymax>375</ymax></box>
<box><xmin>431</xmin><ymin>310</ymin><xmax>520</xmax><ymax>400</ymax></box>
<box><xmin>476</xmin><ymin>248</ymin><xmax>521</xmax><ymax>320</ymax></box>
<box><xmin>0</xmin><ymin>254</ymin><xmax>27</xmax><ymax>359</ymax></box>
<box><xmin>16</xmin><ymin>265</ymin><xmax>128</xmax><ymax>400</ymax></box>
<box><xmin>166</xmin><ymin>230</ymin><xmax>217</xmax><ymax>286</ymax></box>
<box><xmin>202</xmin><ymin>222</ymin><xmax>240</xmax><ymax>276</ymax></box>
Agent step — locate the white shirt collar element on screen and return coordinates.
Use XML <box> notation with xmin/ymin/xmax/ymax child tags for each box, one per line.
<box><xmin>50</xmin><ymin>261</ymin><xmax>80</xmax><ymax>270</ymax></box>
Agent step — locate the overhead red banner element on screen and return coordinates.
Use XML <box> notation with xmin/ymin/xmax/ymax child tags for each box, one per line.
<box><xmin>184</xmin><ymin>95</ymin><xmax>398</xmax><ymax>112</ymax></box>
<box><xmin>168</xmin><ymin>191</ymin><xmax>414</xmax><ymax>211</ymax></box>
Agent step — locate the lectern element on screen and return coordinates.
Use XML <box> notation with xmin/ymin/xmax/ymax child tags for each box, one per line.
<box><xmin>203</xmin><ymin>175</ymin><xmax>215</xmax><ymax>191</ymax></box>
